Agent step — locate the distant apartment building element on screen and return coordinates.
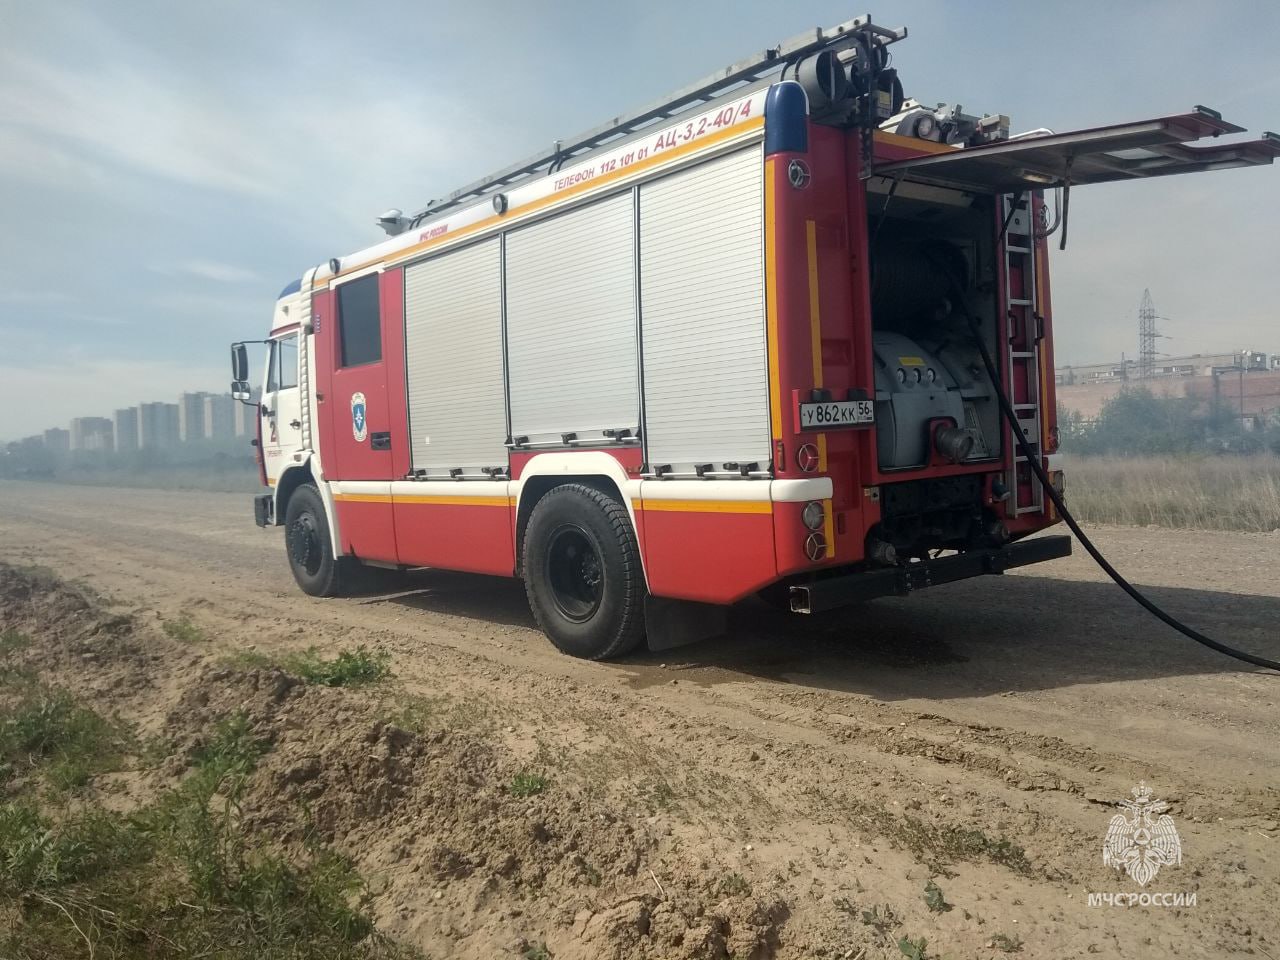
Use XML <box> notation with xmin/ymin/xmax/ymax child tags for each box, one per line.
<box><xmin>233</xmin><ymin>389</ymin><xmax>261</xmax><ymax>437</ymax></box>
<box><xmin>137</xmin><ymin>402</ymin><xmax>180</xmax><ymax>449</ymax></box>
<box><xmin>178</xmin><ymin>391</ymin><xmax>209</xmax><ymax>443</ymax></box>
<box><xmin>1056</xmin><ymin>350</ymin><xmax>1270</xmax><ymax>386</ymax></box>
<box><xmin>113</xmin><ymin>407</ymin><xmax>139</xmax><ymax>452</ymax></box>
<box><xmin>42</xmin><ymin>427</ymin><xmax>70</xmax><ymax>452</ymax></box>
<box><xmin>69</xmin><ymin>416</ymin><xmax>114</xmax><ymax>452</ymax></box>
<box><xmin>203</xmin><ymin>394</ymin><xmax>236</xmax><ymax>442</ymax></box>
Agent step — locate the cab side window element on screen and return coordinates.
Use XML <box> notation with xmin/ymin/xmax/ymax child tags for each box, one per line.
<box><xmin>266</xmin><ymin>334</ymin><xmax>298</xmax><ymax>391</ymax></box>
<box><xmin>337</xmin><ymin>274</ymin><xmax>382</xmax><ymax>367</ymax></box>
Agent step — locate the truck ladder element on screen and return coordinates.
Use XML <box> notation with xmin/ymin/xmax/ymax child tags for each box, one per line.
<box><xmin>296</xmin><ymin>271</ymin><xmax>316</xmax><ymax>453</ymax></box>
<box><xmin>409</xmin><ymin>15</ymin><xmax>904</xmax><ymax>223</ymax></box>
<box><xmin>1001</xmin><ymin>194</ymin><xmax>1044</xmax><ymax>515</ymax></box>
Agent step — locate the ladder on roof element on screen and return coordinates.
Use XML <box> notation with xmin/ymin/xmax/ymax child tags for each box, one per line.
<box><xmin>410</xmin><ymin>14</ymin><xmax>905</xmax><ymax>223</ymax></box>
<box><xmin>1001</xmin><ymin>194</ymin><xmax>1044</xmax><ymax>516</ymax></box>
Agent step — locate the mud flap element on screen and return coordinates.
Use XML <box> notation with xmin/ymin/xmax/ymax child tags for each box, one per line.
<box><xmin>644</xmin><ymin>596</ymin><xmax>729</xmax><ymax>651</ymax></box>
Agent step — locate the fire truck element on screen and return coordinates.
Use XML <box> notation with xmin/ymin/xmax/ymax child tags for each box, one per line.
<box><xmin>231</xmin><ymin>15</ymin><xmax>1278</xmax><ymax>659</ymax></box>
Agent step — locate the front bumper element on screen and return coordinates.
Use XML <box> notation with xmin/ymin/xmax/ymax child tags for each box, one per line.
<box><xmin>789</xmin><ymin>534</ymin><xmax>1072</xmax><ymax>614</ymax></box>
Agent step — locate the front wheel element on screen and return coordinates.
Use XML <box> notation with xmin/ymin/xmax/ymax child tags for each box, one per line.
<box><xmin>283</xmin><ymin>483</ymin><xmax>350</xmax><ymax>597</ymax></box>
<box><xmin>522</xmin><ymin>484</ymin><xmax>646</xmax><ymax>660</ymax></box>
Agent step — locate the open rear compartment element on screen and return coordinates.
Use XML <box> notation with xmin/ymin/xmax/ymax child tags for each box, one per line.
<box><xmin>860</xmin><ymin>180</ymin><xmax>1013</xmax><ymax>562</ymax></box>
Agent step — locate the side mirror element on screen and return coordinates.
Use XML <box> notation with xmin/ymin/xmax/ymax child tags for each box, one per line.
<box><xmin>231</xmin><ymin>380</ymin><xmax>253</xmax><ymax>401</ymax></box>
<box><xmin>230</xmin><ymin>343</ymin><xmax>249</xmax><ymax>382</ymax></box>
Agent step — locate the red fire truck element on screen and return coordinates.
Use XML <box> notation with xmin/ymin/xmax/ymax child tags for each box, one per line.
<box><xmin>231</xmin><ymin>15</ymin><xmax>1278</xmax><ymax>659</ymax></box>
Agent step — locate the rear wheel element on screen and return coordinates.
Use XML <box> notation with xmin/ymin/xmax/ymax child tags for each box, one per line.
<box><xmin>284</xmin><ymin>483</ymin><xmax>350</xmax><ymax>597</ymax></box>
<box><xmin>523</xmin><ymin>484</ymin><xmax>646</xmax><ymax>660</ymax></box>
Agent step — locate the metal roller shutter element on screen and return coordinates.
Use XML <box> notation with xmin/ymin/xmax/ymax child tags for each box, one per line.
<box><xmin>639</xmin><ymin>146</ymin><xmax>768</xmax><ymax>472</ymax></box>
<box><xmin>404</xmin><ymin>238</ymin><xmax>507</xmax><ymax>476</ymax></box>
<box><xmin>505</xmin><ymin>192</ymin><xmax>638</xmax><ymax>444</ymax></box>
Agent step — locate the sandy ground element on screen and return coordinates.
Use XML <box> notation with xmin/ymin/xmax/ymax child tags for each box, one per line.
<box><xmin>0</xmin><ymin>479</ymin><xmax>1277</xmax><ymax>958</ymax></box>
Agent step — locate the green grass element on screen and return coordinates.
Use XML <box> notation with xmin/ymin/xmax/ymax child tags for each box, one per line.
<box><xmin>224</xmin><ymin>646</ymin><xmax>390</xmax><ymax>688</ymax></box>
<box><xmin>508</xmin><ymin>772</ymin><xmax>549</xmax><ymax>798</ymax></box>
<box><xmin>718</xmin><ymin>872</ymin><xmax>751</xmax><ymax>897</ymax></box>
<box><xmin>0</xmin><ymin>704</ymin><xmax>417</xmax><ymax>959</ymax></box>
<box><xmin>287</xmin><ymin>646</ymin><xmax>389</xmax><ymax>687</ymax></box>
<box><xmin>0</xmin><ymin>628</ymin><xmax>31</xmax><ymax>656</ymax></box>
<box><xmin>0</xmin><ymin>686</ymin><xmax>131</xmax><ymax>792</ymax></box>
<box><xmin>162</xmin><ymin>616</ymin><xmax>205</xmax><ymax>643</ymax></box>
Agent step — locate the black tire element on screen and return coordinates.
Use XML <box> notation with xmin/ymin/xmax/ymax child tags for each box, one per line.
<box><xmin>283</xmin><ymin>483</ymin><xmax>349</xmax><ymax>597</ymax></box>
<box><xmin>522</xmin><ymin>484</ymin><xmax>646</xmax><ymax>660</ymax></box>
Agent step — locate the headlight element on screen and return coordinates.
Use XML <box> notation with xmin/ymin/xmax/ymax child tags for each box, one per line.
<box><xmin>895</xmin><ymin>367</ymin><xmax>907</xmax><ymax>384</ymax></box>
<box><xmin>801</xmin><ymin>501</ymin><xmax>825</xmax><ymax>530</ymax></box>
<box><xmin>924</xmin><ymin>367</ymin><xmax>936</xmax><ymax>383</ymax></box>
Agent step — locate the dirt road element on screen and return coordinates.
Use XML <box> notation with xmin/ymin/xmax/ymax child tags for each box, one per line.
<box><xmin>1</xmin><ymin>480</ymin><xmax>1277</xmax><ymax>958</ymax></box>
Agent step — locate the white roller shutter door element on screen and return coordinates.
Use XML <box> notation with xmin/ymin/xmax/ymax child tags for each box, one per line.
<box><xmin>505</xmin><ymin>192</ymin><xmax>638</xmax><ymax>443</ymax></box>
<box><xmin>639</xmin><ymin>146</ymin><xmax>768</xmax><ymax>471</ymax></box>
<box><xmin>404</xmin><ymin>238</ymin><xmax>507</xmax><ymax>475</ymax></box>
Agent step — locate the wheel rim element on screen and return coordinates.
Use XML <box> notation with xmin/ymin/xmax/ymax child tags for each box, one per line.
<box><xmin>545</xmin><ymin>523</ymin><xmax>603</xmax><ymax>622</ymax></box>
<box><xmin>287</xmin><ymin>512</ymin><xmax>323</xmax><ymax>577</ymax></box>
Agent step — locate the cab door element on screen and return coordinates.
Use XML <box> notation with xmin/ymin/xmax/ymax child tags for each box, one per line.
<box><xmin>260</xmin><ymin>332</ymin><xmax>301</xmax><ymax>486</ymax></box>
<box><xmin>313</xmin><ymin>270</ymin><xmax>400</xmax><ymax>562</ymax></box>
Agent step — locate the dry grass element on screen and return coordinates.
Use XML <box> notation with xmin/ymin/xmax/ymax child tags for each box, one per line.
<box><xmin>1063</xmin><ymin>455</ymin><xmax>1280</xmax><ymax>532</ymax></box>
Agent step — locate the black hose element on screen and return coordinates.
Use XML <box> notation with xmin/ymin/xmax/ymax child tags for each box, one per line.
<box><xmin>964</xmin><ymin>314</ymin><xmax>1280</xmax><ymax>672</ymax></box>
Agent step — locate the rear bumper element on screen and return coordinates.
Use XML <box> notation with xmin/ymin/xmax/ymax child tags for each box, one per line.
<box><xmin>789</xmin><ymin>534</ymin><xmax>1072</xmax><ymax>614</ymax></box>
<box><xmin>254</xmin><ymin>494</ymin><xmax>274</xmax><ymax>527</ymax></box>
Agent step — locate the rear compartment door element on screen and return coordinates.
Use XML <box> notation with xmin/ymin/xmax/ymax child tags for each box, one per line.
<box><xmin>872</xmin><ymin>108</ymin><xmax>1280</xmax><ymax>192</ymax></box>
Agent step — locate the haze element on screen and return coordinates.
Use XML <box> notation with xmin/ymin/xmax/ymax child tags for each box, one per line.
<box><xmin>2</xmin><ymin>0</ymin><xmax>1277</xmax><ymax>441</ymax></box>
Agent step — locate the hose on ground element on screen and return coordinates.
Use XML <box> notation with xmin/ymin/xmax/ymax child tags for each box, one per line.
<box><xmin>964</xmin><ymin>315</ymin><xmax>1280</xmax><ymax>673</ymax></box>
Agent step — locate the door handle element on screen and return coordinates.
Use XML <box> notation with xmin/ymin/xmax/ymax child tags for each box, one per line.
<box><xmin>370</xmin><ymin>431</ymin><xmax>392</xmax><ymax>451</ymax></box>
<box><xmin>289</xmin><ymin>419</ymin><xmax>302</xmax><ymax>429</ymax></box>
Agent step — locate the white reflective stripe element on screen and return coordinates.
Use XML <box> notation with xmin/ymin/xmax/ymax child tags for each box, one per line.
<box><xmin>1046</xmin><ymin>453</ymin><xmax>1065</xmax><ymax>470</ymax></box>
<box><xmin>388</xmin><ymin>480</ymin><xmax>511</xmax><ymax>500</ymax></box>
<box><xmin>770</xmin><ymin>478</ymin><xmax>834</xmax><ymax>502</ymax></box>
<box><xmin>329</xmin><ymin>480</ymin><xmax>392</xmax><ymax>497</ymax></box>
<box><xmin>640</xmin><ymin>480</ymin><xmax>771</xmax><ymax>502</ymax></box>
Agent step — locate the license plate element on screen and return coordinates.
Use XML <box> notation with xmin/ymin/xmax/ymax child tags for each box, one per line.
<box><xmin>798</xmin><ymin>400</ymin><xmax>875</xmax><ymax>429</ymax></box>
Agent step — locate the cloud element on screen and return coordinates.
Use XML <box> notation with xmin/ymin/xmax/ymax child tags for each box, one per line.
<box><xmin>0</xmin><ymin>53</ymin><xmax>282</xmax><ymax>198</ymax></box>
<box><xmin>157</xmin><ymin>260</ymin><xmax>261</xmax><ymax>284</ymax></box>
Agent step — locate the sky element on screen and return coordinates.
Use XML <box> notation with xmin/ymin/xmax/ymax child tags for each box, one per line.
<box><xmin>2</xmin><ymin>0</ymin><xmax>1278</xmax><ymax>441</ymax></box>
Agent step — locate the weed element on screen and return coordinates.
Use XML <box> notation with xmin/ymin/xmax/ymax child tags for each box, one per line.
<box><xmin>0</xmin><ymin>686</ymin><xmax>130</xmax><ymax>792</ymax></box>
<box><xmin>898</xmin><ymin>935</ymin><xmax>929</xmax><ymax>960</ymax></box>
<box><xmin>2</xmin><ymin>707</ymin><xmax>416</xmax><ymax>958</ymax></box>
<box><xmin>163</xmin><ymin>616</ymin><xmax>205</xmax><ymax>643</ymax></box>
<box><xmin>845</xmin><ymin>795</ymin><xmax>1033</xmax><ymax>875</ymax></box>
<box><xmin>990</xmin><ymin>932</ymin><xmax>1024</xmax><ymax>953</ymax></box>
<box><xmin>0</xmin><ymin>629</ymin><xmax>30</xmax><ymax>656</ymax></box>
<box><xmin>718</xmin><ymin>872</ymin><xmax>751</xmax><ymax>897</ymax></box>
<box><xmin>523</xmin><ymin>942</ymin><xmax>552</xmax><ymax>960</ymax></box>
<box><xmin>222</xmin><ymin>649</ymin><xmax>277</xmax><ymax>671</ymax></box>
<box><xmin>860</xmin><ymin>903</ymin><xmax>898</xmax><ymax>934</ymax></box>
<box><xmin>924</xmin><ymin>879</ymin><xmax>952</xmax><ymax>913</ymax></box>
<box><xmin>832</xmin><ymin>895</ymin><xmax>858</xmax><ymax>917</ymax></box>
<box><xmin>287</xmin><ymin>646</ymin><xmax>389</xmax><ymax>687</ymax></box>
<box><xmin>509</xmin><ymin>772</ymin><xmax>549</xmax><ymax>798</ymax></box>
<box><xmin>379</xmin><ymin>692</ymin><xmax>444</xmax><ymax>736</ymax></box>
<box><xmin>1064</xmin><ymin>454</ymin><xmax>1280</xmax><ymax>532</ymax></box>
